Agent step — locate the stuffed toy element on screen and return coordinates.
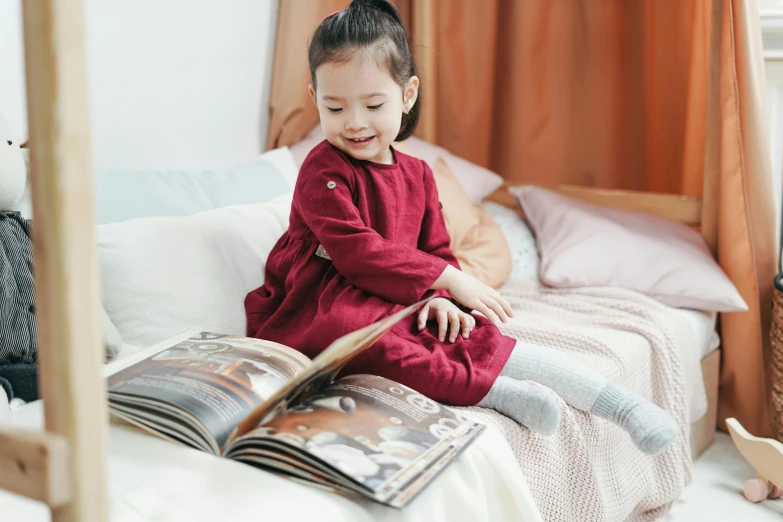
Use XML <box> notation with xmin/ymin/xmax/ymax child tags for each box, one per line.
<box><xmin>0</xmin><ymin>113</ymin><xmax>122</xmax><ymax>403</ymax></box>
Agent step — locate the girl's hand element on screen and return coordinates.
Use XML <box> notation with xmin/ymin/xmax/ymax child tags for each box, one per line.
<box><xmin>434</xmin><ymin>266</ymin><xmax>514</xmax><ymax>325</ymax></box>
<box><xmin>418</xmin><ymin>298</ymin><xmax>476</xmax><ymax>343</ymax></box>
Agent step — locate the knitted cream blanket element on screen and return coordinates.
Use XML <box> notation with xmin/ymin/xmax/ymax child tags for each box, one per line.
<box><xmin>456</xmin><ymin>282</ymin><xmax>697</xmax><ymax>522</ymax></box>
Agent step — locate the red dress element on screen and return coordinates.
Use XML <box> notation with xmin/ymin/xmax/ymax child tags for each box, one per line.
<box><xmin>244</xmin><ymin>141</ymin><xmax>515</xmax><ymax>406</ymax></box>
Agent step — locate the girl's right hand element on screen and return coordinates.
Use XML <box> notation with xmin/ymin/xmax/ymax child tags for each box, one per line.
<box><xmin>437</xmin><ymin>266</ymin><xmax>514</xmax><ymax>325</ymax></box>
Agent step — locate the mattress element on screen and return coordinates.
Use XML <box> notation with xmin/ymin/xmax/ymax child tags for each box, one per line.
<box><xmin>672</xmin><ymin>308</ymin><xmax>720</xmax><ymax>360</ymax></box>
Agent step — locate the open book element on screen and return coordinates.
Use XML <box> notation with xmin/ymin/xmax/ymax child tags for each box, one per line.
<box><xmin>105</xmin><ymin>298</ymin><xmax>485</xmax><ymax>508</ymax></box>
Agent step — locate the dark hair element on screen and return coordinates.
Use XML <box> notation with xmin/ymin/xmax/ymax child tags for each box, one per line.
<box><xmin>308</xmin><ymin>0</ymin><xmax>420</xmax><ymax>141</ymax></box>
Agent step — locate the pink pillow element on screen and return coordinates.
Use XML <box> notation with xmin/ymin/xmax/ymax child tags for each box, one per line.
<box><xmin>289</xmin><ymin>125</ymin><xmax>504</xmax><ymax>202</ymax></box>
<box><xmin>510</xmin><ymin>186</ymin><xmax>748</xmax><ymax>312</ymax></box>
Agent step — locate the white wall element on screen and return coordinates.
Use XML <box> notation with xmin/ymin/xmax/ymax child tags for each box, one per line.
<box><xmin>761</xmin><ymin>5</ymin><xmax>783</xmax><ymax>269</ymax></box>
<box><xmin>766</xmin><ymin>62</ymin><xmax>783</xmax><ymax>270</ymax></box>
<box><xmin>0</xmin><ymin>0</ymin><xmax>278</xmax><ymax>170</ymax></box>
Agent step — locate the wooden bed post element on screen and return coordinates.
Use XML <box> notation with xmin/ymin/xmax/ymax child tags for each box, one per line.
<box><xmin>2</xmin><ymin>1</ymin><xmax>110</xmax><ymax>520</ymax></box>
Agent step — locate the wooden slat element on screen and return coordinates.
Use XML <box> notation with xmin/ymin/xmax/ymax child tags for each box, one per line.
<box><xmin>485</xmin><ymin>185</ymin><xmax>526</xmax><ymax>217</ymax></box>
<box><xmin>21</xmin><ymin>1</ymin><xmax>109</xmax><ymax>521</ymax></box>
<box><xmin>0</xmin><ymin>428</ymin><xmax>70</xmax><ymax>507</ymax></box>
<box><xmin>557</xmin><ymin>185</ymin><xmax>703</xmax><ymax>226</ymax></box>
<box><xmin>411</xmin><ymin>0</ymin><xmax>437</xmax><ymax>143</ymax></box>
<box><xmin>690</xmin><ymin>349</ymin><xmax>720</xmax><ymax>459</ymax></box>
<box><xmin>486</xmin><ymin>184</ymin><xmax>703</xmax><ymax>226</ymax></box>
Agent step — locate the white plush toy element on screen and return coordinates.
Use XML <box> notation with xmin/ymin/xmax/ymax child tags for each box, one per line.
<box><xmin>0</xmin><ymin>115</ymin><xmax>27</xmax><ymax>212</ymax></box>
<box><xmin>0</xmin><ymin>113</ymin><xmax>122</xmax><ymax>404</ymax></box>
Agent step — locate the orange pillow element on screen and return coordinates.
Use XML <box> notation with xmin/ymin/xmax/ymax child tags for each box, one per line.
<box><xmin>394</xmin><ymin>142</ymin><xmax>512</xmax><ymax>288</ymax></box>
<box><xmin>432</xmin><ymin>157</ymin><xmax>512</xmax><ymax>289</ymax></box>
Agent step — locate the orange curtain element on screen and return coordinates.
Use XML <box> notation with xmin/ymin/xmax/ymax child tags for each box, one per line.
<box><xmin>398</xmin><ymin>1</ymin><xmax>700</xmax><ymax>192</ymax></box>
<box><xmin>703</xmin><ymin>0</ymin><xmax>777</xmax><ymax>438</ymax></box>
<box><xmin>265</xmin><ymin>0</ymin><xmax>346</xmax><ymax>151</ymax></box>
<box><xmin>267</xmin><ymin>0</ymin><xmax>777</xmax><ymax>437</ymax></box>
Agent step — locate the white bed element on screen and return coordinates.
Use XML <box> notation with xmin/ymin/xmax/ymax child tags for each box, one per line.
<box><xmin>1</xmin><ymin>301</ymin><xmax>714</xmax><ymax>522</ymax></box>
<box><xmin>0</xmin><ymin>306</ymin><xmax>717</xmax><ymax>522</ymax></box>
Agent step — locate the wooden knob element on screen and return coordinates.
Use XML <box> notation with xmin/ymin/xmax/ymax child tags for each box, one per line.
<box><xmin>744</xmin><ymin>478</ymin><xmax>769</xmax><ymax>503</ymax></box>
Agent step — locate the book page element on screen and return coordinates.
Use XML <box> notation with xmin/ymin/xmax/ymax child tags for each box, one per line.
<box><xmin>107</xmin><ymin>332</ymin><xmax>311</xmax><ymax>452</ymax></box>
<box><xmin>227</xmin><ymin>374</ymin><xmax>484</xmax><ymax>506</ymax></box>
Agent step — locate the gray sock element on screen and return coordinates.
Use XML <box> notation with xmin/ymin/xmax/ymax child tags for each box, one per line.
<box><xmin>592</xmin><ymin>382</ymin><xmax>678</xmax><ymax>455</ymax></box>
<box><xmin>501</xmin><ymin>343</ymin><xmax>604</xmax><ymax>411</ymax></box>
<box><xmin>501</xmin><ymin>343</ymin><xmax>677</xmax><ymax>455</ymax></box>
<box><xmin>478</xmin><ymin>376</ymin><xmax>561</xmax><ymax>436</ymax></box>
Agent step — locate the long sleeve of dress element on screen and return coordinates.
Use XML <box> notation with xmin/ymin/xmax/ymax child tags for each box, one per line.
<box><xmin>295</xmin><ymin>162</ymin><xmax>449</xmax><ymax>306</ymax></box>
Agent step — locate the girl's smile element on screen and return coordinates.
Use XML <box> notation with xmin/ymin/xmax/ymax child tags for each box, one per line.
<box><xmin>345</xmin><ymin>135</ymin><xmax>376</xmax><ymax>148</ymax></box>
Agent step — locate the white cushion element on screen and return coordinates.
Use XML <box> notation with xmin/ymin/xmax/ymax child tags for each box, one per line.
<box><xmin>99</xmin><ymin>193</ymin><xmax>292</xmax><ymax>348</ymax></box>
<box><xmin>482</xmin><ymin>202</ymin><xmax>540</xmax><ymax>284</ymax></box>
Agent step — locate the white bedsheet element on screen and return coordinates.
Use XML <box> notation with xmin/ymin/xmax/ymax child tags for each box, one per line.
<box><xmin>672</xmin><ymin>308</ymin><xmax>719</xmax><ymax>360</ymax></box>
<box><xmin>667</xmin><ymin>307</ymin><xmax>718</xmax><ymax>422</ymax></box>
<box><xmin>1</xmin><ymin>398</ymin><xmax>543</xmax><ymax>522</ymax></box>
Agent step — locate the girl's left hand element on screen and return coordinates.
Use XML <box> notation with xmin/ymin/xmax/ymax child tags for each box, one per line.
<box><xmin>417</xmin><ymin>298</ymin><xmax>476</xmax><ymax>343</ymax></box>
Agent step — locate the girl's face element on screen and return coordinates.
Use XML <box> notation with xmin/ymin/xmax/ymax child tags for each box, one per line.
<box><xmin>309</xmin><ymin>55</ymin><xmax>418</xmax><ymax>165</ymax></box>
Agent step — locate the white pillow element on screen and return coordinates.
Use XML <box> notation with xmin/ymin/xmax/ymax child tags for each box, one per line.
<box><xmin>260</xmin><ymin>146</ymin><xmax>299</xmax><ymax>191</ymax></box>
<box><xmin>98</xmin><ymin>193</ymin><xmax>292</xmax><ymax>348</ymax></box>
<box><xmin>14</xmin><ymin>147</ymin><xmax>299</xmax><ymax>223</ymax></box>
<box><xmin>482</xmin><ymin>202</ymin><xmax>540</xmax><ymax>284</ymax></box>
<box><xmin>510</xmin><ymin>186</ymin><xmax>747</xmax><ymax>312</ymax></box>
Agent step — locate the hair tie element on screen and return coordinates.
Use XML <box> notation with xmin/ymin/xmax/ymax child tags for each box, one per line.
<box><xmin>325</xmin><ymin>10</ymin><xmax>341</xmax><ymax>21</ymax></box>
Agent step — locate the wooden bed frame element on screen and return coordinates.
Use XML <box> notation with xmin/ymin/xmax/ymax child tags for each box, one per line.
<box><xmin>0</xmin><ymin>2</ymin><xmax>718</xmax><ymax>520</ymax></box>
<box><xmin>485</xmin><ymin>185</ymin><xmax>703</xmax><ymax>227</ymax></box>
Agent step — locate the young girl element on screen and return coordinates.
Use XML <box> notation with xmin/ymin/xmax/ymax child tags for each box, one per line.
<box><xmin>245</xmin><ymin>0</ymin><xmax>677</xmax><ymax>455</ymax></box>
